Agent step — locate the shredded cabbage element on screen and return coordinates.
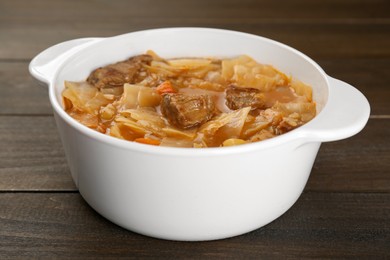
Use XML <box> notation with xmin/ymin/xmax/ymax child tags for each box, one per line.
<box><xmin>62</xmin><ymin>51</ymin><xmax>316</xmax><ymax>147</ymax></box>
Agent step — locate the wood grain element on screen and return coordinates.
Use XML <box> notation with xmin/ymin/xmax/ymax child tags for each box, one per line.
<box><xmin>0</xmin><ymin>0</ymin><xmax>389</xmax><ymax>257</ymax></box>
<box><xmin>3</xmin><ymin>0</ymin><xmax>389</xmax><ymax>21</ymax></box>
<box><xmin>318</xmin><ymin>58</ymin><xmax>390</xmax><ymax>115</ymax></box>
<box><xmin>0</xmin><ymin>116</ymin><xmax>388</xmax><ymax>192</ymax></box>
<box><xmin>1</xmin><ymin>59</ymin><xmax>389</xmax><ymax>115</ymax></box>
<box><xmin>2</xmin><ymin>23</ymin><xmax>389</xmax><ymax>60</ymax></box>
<box><xmin>0</xmin><ymin>0</ymin><xmax>389</xmax><ymax>60</ymax></box>
<box><xmin>0</xmin><ymin>62</ymin><xmax>52</xmax><ymax>115</ymax></box>
<box><xmin>0</xmin><ymin>192</ymin><xmax>388</xmax><ymax>258</ymax></box>
<box><xmin>308</xmin><ymin>118</ymin><xmax>390</xmax><ymax>192</ymax></box>
<box><xmin>0</xmin><ymin>116</ymin><xmax>75</xmax><ymax>191</ymax></box>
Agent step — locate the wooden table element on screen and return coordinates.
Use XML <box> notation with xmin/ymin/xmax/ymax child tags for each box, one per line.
<box><xmin>1</xmin><ymin>0</ymin><xmax>389</xmax><ymax>258</ymax></box>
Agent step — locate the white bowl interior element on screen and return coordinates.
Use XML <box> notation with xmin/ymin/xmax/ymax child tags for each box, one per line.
<box><xmin>45</xmin><ymin>29</ymin><xmax>335</xmax><ymax>240</ymax></box>
<box><xmin>54</xmin><ymin>28</ymin><xmax>328</xmax><ymax>114</ymax></box>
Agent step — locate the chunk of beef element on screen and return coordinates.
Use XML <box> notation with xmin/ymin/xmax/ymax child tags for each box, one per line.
<box><xmin>87</xmin><ymin>55</ymin><xmax>152</xmax><ymax>89</ymax></box>
<box><xmin>225</xmin><ymin>85</ymin><xmax>266</xmax><ymax>110</ymax></box>
<box><xmin>161</xmin><ymin>93</ymin><xmax>215</xmax><ymax>129</ymax></box>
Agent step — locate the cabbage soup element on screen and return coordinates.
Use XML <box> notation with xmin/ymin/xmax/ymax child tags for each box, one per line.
<box><xmin>62</xmin><ymin>51</ymin><xmax>316</xmax><ymax>148</ymax></box>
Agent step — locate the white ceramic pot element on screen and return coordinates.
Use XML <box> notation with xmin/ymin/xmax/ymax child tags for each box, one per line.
<box><xmin>29</xmin><ymin>28</ymin><xmax>370</xmax><ymax>241</ymax></box>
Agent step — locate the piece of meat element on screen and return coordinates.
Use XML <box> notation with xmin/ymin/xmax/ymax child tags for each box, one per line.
<box><xmin>87</xmin><ymin>54</ymin><xmax>152</xmax><ymax>89</ymax></box>
<box><xmin>225</xmin><ymin>85</ymin><xmax>266</xmax><ymax>110</ymax></box>
<box><xmin>161</xmin><ymin>93</ymin><xmax>215</xmax><ymax>129</ymax></box>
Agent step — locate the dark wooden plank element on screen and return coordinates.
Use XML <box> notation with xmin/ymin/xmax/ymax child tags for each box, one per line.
<box><xmin>0</xmin><ymin>0</ymin><xmax>389</xmax><ymax>60</ymax></box>
<box><xmin>2</xmin><ymin>0</ymin><xmax>389</xmax><ymax>22</ymax></box>
<box><xmin>308</xmin><ymin>118</ymin><xmax>390</xmax><ymax>192</ymax></box>
<box><xmin>0</xmin><ymin>62</ymin><xmax>52</xmax><ymax>115</ymax></box>
<box><xmin>2</xmin><ymin>22</ymin><xmax>389</xmax><ymax>61</ymax></box>
<box><xmin>318</xmin><ymin>58</ymin><xmax>390</xmax><ymax>115</ymax></box>
<box><xmin>0</xmin><ymin>116</ymin><xmax>388</xmax><ymax>192</ymax></box>
<box><xmin>0</xmin><ymin>192</ymin><xmax>388</xmax><ymax>258</ymax></box>
<box><xmin>0</xmin><ymin>116</ymin><xmax>75</xmax><ymax>191</ymax></box>
<box><xmin>0</xmin><ymin>1</ymin><xmax>388</xmax><ymax>258</ymax></box>
<box><xmin>1</xmin><ymin>59</ymin><xmax>389</xmax><ymax>115</ymax></box>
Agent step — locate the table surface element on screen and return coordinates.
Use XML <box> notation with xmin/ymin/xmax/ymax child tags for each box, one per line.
<box><xmin>1</xmin><ymin>0</ymin><xmax>389</xmax><ymax>258</ymax></box>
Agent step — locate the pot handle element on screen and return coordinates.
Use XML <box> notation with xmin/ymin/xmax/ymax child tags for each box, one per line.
<box><xmin>29</xmin><ymin>37</ymin><xmax>102</xmax><ymax>85</ymax></box>
<box><xmin>301</xmin><ymin>76</ymin><xmax>370</xmax><ymax>142</ymax></box>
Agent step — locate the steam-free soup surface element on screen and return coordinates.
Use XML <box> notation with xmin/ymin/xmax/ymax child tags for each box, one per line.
<box><xmin>62</xmin><ymin>51</ymin><xmax>316</xmax><ymax>148</ymax></box>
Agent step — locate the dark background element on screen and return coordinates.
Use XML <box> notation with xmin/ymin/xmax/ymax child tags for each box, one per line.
<box><xmin>0</xmin><ymin>0</ymin><xmax>389</xmax><ymax>258</ymax></box>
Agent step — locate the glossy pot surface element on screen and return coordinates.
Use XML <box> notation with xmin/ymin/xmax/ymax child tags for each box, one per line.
<box><xmin>29</xmin><ymin>28</ymin><xmax>370</xmax><ymax>241</ymax></box>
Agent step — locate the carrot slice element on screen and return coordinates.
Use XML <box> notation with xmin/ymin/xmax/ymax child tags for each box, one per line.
<box><xmin>134</xmin><ymin>138</ymin><xmax>161</xmax><ymax>146</ymax></box>
<box><xmin>156</xmin><ymin>81</ymin><xmax>176</xmax><ymax>95</ymax></box>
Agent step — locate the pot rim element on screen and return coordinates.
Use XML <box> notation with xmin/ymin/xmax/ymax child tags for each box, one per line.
<box><xmin>31</xmin><ymin>27</ymin><xmax>368</xmax><ymax>156</ymax></box>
